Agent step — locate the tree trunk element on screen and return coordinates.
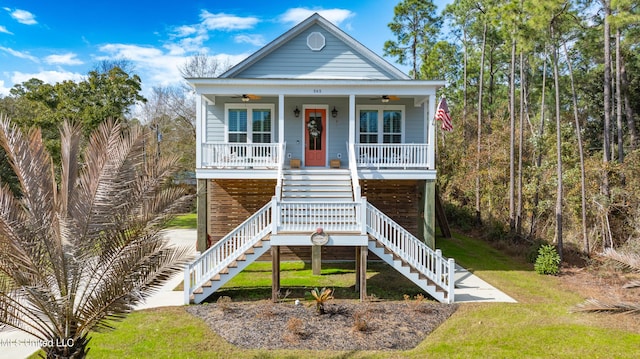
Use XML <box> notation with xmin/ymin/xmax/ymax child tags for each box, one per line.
<box><xmin>551</xmin><ymin>26</ymin><xmax>563</xmax><ymax>262</ymax></box>
<box><xmin>509</xmin><ymin>36</ymin><xmax>517</xmax><ymax>233</ymax></box>
<box><xmin>564</xmin><ymin>42</ymin><xmax>590</xmax><ymax>256</ymax></box>
<box><xmin>602</xmin><ymin>0</ymin><xmax>612</xmax><ymax>199</ymax></box>
<box><xmin>475</xmin><ymin>22</ymin><xmax>488</xmax><ymax>226</ymax></box>
<box><xmin>530</xmin><ymin>51</ymin><xmax>548</xmax><ymax>238</ymax></box>
<box><xmin>615</xmin><ymin>28</ymin><xmax>624</xmax><ymax>163</ymax></box>
<box><xmin>517</xmin><ymin>50</ymin><xmax>525</xmax><ymax>237</ymax></box>
<box><xmin>621</xmin><ymin>55</ymin><xmax>637</xmax><ymax>150</ymax></box>
<box><xmin>601</xmin><ymin>0</ymin><xmax>612</xmax><ymax>249</ymax></box>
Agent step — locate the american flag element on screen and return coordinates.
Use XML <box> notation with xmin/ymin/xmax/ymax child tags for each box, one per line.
<box><xmin>435</xmin><ymin>96</ymin><xmax>453</xmax><ymax>132</ymax></box>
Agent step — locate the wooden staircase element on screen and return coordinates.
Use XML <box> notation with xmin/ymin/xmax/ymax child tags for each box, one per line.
<box><xmin>185</xmin><ymin>170</ymin><xmax>455</xmax><ymax>304</ymax></box>
<box><xmin>368</xmin><ymin>236</ymin><xmax>449</xmax><ymax>303</ymax></box>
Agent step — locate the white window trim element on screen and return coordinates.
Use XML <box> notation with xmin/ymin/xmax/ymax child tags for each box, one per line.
<box><xmin>224</xmin><ymin>103</ymin><xmax>275</xmax><ymax>143</ymax></box>
<box><xmin>355</xmin><ymin>105</ymin><xmax>405</xmax><ymax>144</ymax></box>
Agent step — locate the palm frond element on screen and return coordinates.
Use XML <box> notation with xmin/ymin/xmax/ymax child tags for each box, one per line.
<box><xmin>573</xmin><ymin>298</ymin><xmax>640</xmax><ymax>316</ymax></box>
<box><xmin>602</xmin><ymin>248</ymin><xmax>640</xmax><ymax>272</ymax></box>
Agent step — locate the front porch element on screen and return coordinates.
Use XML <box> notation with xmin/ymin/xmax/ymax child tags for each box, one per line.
<box><xmin>196</xmin><ymin>142</ymin><xmax>437</xmax><ymax>180</ymax></box>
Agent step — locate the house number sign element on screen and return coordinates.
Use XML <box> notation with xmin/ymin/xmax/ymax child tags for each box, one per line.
<box><xmin>310</xmin><ymin>228</ymin><xmax>329</xmax><ymax>245</ymax></box>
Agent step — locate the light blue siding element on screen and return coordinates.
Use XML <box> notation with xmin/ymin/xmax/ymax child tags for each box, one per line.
<box><xmin>234</xmin><ymin>24</ymin><xmax>398</xmax><ymax>80</ymax></box>
<box><xmin>205</xmin><ymin>104</ymin><xmax>224</xmax><ymax>142</ymax></box>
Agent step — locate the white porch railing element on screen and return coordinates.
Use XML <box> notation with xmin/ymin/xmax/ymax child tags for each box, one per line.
<box><xmin>201</xmin><ymin>143</ymin><xmax>280</xmax><ymax>168</ymax></box>
<box><xmin>366</xmin><ymin>203</ymin><xmax>455</xmax><ymax>302</ymax></box>
<box><xmin>274</xmin><ymin>199</ymin><xmax>366</xmax><ymax>233</ymax></box>
<box><xmin>355</xmin><ymin>143</ymin><xmax>430</xmax><ymax>169</ymax></box>
<box><xmin>184</xmin><ymin>202</ymin><xmax>272</xmax><ymax>304</ymax></box>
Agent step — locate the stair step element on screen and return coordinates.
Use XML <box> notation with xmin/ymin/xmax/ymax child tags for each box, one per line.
<box><xmin>283</xmin><ymin>186</ymin><xmax>352</xmax><ymax>192</ymax></box>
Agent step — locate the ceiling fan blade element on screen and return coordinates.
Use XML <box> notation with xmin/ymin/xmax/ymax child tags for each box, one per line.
<box><xmin>246</xmin><ymin>94</ymin><xmax>261</xmax><ymax>100</ymax></box>
<box><xmin>388</xmin><ymin>95</ymin><xmax>400</xmax><ymax>101</ymax></box>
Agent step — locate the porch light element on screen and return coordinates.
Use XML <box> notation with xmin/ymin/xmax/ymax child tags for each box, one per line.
<box><xmin>294</xmin><ymin>106</ymin><xmax>300</xmax><ymax>117</ymax></box>
<box><xmin>331</xmin><ymin>106</ymin><xmax>338</xmax><ymax>118</ymax></box>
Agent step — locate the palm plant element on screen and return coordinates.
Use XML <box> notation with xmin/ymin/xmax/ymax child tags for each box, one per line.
<box><xmin>0</xmin><ymin>116</ymin><xmax>192</xmax><ymax>358</ymax></box>
<box><xmin>573</xmin><ymin>248</ymin><xmax>640</xmax><ymax>316</ymax></box>
<box><xmin>310</xmin><ymin>287</ymin><xmax>333</xmax><ymax>314</ymax></box>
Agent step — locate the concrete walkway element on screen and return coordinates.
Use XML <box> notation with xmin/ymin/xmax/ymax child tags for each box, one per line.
<box><xmin>1</xmin><ymin>229</ymin><xmax>515</xmax><ymax>358</ymax></box>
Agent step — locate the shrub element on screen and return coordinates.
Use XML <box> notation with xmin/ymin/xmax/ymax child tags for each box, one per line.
<box><xmin>534</xmin><ymin>244</ymin><xmax>561</xmax><ymax>275</ymax></box>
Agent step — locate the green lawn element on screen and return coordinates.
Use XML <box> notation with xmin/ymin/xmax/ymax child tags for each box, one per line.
<box><xmin>53</xmin><ymin>232</ymin><xmax>640</xmax><ymax>358</ymax></box>
<box><xmin>165</xmin><ymin>213</ymin><xmax>197</xmax><ymax>229</ymax></box>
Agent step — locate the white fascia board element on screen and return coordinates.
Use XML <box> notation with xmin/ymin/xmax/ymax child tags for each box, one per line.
<box><xmin>186</xmin><ymin>79</ymin><xmax>446</xmax><ymax>97</ymax></box>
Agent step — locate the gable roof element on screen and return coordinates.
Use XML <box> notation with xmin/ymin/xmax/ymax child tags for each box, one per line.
<box><xmin>220</xmin><ymin>13</ymin><xmax>410</xmax><ymax>80</ymax></box>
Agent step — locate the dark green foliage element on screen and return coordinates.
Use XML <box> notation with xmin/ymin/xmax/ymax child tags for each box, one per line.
<box><xmin>534</xmin><ymin>244</ymin><xmax>561</xmax><ymax>275</ymax></box>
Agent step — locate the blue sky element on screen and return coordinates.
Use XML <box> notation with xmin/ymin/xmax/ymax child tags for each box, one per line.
<box><xmin>0</xmin><ymin>0</ymin><xmax>449</xmax><ymax>97</ymax></box>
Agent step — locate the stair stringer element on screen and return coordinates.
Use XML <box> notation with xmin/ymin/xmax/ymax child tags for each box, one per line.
<box><xmin>367</xmin><ymin>238</ymin><xmax>448</xmax><ymax>303</ymax></box>
<box><xmin>192</xmin><ymin>236</ymin><xmax>272</xmax><ymax>304</ymax></box>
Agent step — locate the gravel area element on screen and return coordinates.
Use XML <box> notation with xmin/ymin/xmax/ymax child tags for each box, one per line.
<box><xmin>186</xmin><ymin>299</ymin><xmax>458</xmax><ymax>351</ymax></box>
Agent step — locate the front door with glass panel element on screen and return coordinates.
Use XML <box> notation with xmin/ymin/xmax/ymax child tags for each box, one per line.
<box><xmin>304</xmin><ymin>108</ymin><xmax>326</xmax><ymax>166</ymax></box>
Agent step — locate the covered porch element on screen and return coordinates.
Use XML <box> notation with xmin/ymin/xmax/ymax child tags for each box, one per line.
<box><xmin>192</xmin><ymin>79</ymin><xmax>443</xmax><ymax>180</ymax></box>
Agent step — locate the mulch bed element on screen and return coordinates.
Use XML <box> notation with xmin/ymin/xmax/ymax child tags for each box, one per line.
<box><xmin>186</xmin><ymin>299</ymin><xmax>458</xmax><ymax>351</ymax></box>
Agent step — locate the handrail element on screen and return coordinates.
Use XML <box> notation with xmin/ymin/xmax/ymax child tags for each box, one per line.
<box><xmin>366</xmin><ymin>203</ymin><xmax>455</xmax><ymax>302</ymax></box>
<box><xmin>184</xmin><ymin>201</ymin><xmax>272</xmax><ymax>304</ymax></box>
<box><xmin>274</xmin><ymin>142</ymin><xmax>286</xmax><ymax>199</ymax></box>
<box><xmin>347</xmin><ymin>142</ymin><xmax>362</xmax><ymax>200</ymax></box>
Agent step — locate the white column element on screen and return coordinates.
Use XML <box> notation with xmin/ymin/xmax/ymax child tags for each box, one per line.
<box><xmin>195</xmin><ymin>94</ymin><xmax>203</xmax><ymax>169</ymax></box>
<box><xmin>427</xmin><ymin>94</ymin><xmax>436</xmax><ymax>169</ymax></box>
<box><xmin>348</xmin><ymin>94</ymin><xmax>356</xmax><ymax>145</ymax></box>
<box><xmin>278</xmin><ymin>94</ymin><xmax>285</xmax><ymax>144</ymax></box>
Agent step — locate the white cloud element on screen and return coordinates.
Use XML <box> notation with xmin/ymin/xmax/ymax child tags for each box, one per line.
<box><xmin>11</xmin><ymin>70</ymin><xmax>85</xmax><ymax>86</ymax></box>
<box><xmin>7</xmin><ymin>9</ymin><xmax>37</xmax><ymax>25</ymax></box>
<box><xmin>0</xmin><ymin>25</ymin><xmax>13</xmax><ymax>35</ymax></box>
<box><xmin>45</xmin><ymin>53</ymin><xmax>83</xmax><ymax>65</ymax></box>
<box><xmin>97</xmin><ymin>43</ymin><xmax>249</xmax><ymax>93</ymax></box>
<box><xmin>199</xmin><ymin>11</ymin><xmax>259</xmax><ymax>31</ymax></box>
<box><xmin>280</xmin><ymin>8</ymin><xmax>354</xmax><ymax>26</ymax></box>
<box><xmin>0</xmin><ymin>79</ymin><xmax>11</xmax><ymax>96</ymax></box>
<box><xmin>0</xmin><ymin>46</ymin><xmax>39</xmax><ymax>63</ymax></box>
<box><xmin>234</xmin><ymin>34</ymin><xmax>265</xmax><ymax>47</ymax></box>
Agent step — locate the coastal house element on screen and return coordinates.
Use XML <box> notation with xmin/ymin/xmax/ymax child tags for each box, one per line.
<box><xmin>184</xmin><ymin>13</ymin><xmax>455</xmax><ymax>304</ymax></box>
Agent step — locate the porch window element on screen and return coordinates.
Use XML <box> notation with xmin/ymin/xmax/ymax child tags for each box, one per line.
<box><xmin>359</xmin><ymin>110</ymin><xmax>378</xmax><ymax>143</ymax></box>
<box><xmin>225</xmin><ymin>104</ymin><xmax>274</xmax><ymax>143</ymax></box>
<box><xmin>228</xmin><ymin>109</ymin><xmax>247</xmax><ymax>143</ymax></box>
<box><xmin>383</xmin><ymin>110</ymin><xmax>402</xmax><ymax>143</ymax></box>
<box><xmin>356</xmin><ymin>106</ymin><xmax>404</xmax><ymax>144</ymax></box>
<box><xmin>252</xmin><ymin>109</ymin><xmax>271</xmax><ymax>143</ymax></box>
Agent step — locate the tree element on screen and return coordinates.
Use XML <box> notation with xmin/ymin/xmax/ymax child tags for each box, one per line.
<box><xmin>0</xmin><ymin>116</ymin><xmax>192</xmax><ymax>358</ymax></box>
<box><xmin>384</xmin><ymin>0</ymin><xmax>442</xmax><ymax>79</ymax></box>
<box><xmin>179</xmin><ymin>52</ymin><xmax>230</xmax><ymax>78</ymax></box>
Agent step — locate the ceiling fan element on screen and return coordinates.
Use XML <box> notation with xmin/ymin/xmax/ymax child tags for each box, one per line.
<box><xmin>371</xmin><ymin>95</ymin><xmax>400</xmax><ymax>103</ymax></box>
<box><xmin>232</xmin><ymin>94</ymin><xmax>261</xmax><ymax>102</ymax></box>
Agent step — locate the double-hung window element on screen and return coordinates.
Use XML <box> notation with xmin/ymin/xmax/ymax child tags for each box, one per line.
<box><xmin>225</xmin><ymin>104</ymin><xmax>274</xmax><ymax>143</ymax></box>
<box><xmin>356</xmin><ymin>106</ymin><xmax>404</xmax><ymax>144</ymax></box>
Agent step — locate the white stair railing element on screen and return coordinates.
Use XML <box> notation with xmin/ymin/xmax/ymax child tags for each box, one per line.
<box><xmin>366</xmin><ymin>203</ymin><xmax>455</xmax><ymax>302</ymax></box>
<box><xmin>347</xmin><ymin>142</ymin><xmax>362</xmax><ymax>200</ymax></box>
<box><xmin>274</xmin><ymin>142</ymin><xmax>286</xmax><ymax>199</ymax></box>
<box><xmin>184</xmin><ymin>201</ymin><xmax>272</xmax><ymax>304</ymax></box>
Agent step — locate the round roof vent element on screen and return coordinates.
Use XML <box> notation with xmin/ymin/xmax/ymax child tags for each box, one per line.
<box><xmin>307</xmin><ymin>32</ymin><xmax>326</xmax><ymax>51</ymax></box>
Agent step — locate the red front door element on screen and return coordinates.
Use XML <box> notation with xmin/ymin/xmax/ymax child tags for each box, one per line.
<box><xmin>304</xmin><ymin>108</ymin><xmax>326</xmax><ymax>167</ymax></box>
